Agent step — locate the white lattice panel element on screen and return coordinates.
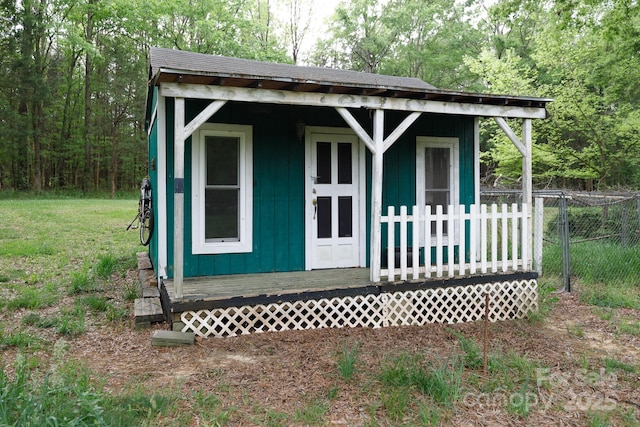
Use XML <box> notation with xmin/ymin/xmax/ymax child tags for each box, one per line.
<box><xmin>181</xmin><ymin>279</ymin><xmax>538</xmax><ymax>338</ymax></box>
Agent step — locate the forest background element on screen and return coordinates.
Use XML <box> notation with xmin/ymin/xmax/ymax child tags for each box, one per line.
<box><xmin>1</xmin><ymin>0</ymin><xmax>639</xmax><ymax>196</ymax></box>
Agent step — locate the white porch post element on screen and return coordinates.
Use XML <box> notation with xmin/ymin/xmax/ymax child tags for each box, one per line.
<box><xmin>173</xmin><ymin>97</ymin><xmax>185</xmax><ymax>299</ymax></box>
<box><xmin>370</xmin><ymin>109</ymin><xmax>384</xmax><ymax>282</ymax></box>
<box><xmin>522</xmin><ymin>118</ymin><xmax>533</xmax><ymax>269</ymax></box>
<box><xmin>157</xmin><ymin>95</ymin><xmax>168</xmax><ymax>279</ymax></box>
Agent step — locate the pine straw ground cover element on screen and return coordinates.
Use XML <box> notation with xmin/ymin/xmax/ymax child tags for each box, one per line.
<box><xmin>0</xmin><ymin>199</ymin><xmax>639</xmax><ymax>426</ymax></box>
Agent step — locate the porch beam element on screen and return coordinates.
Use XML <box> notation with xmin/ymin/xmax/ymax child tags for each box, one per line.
<box><xmin>334</xmin><ymin>107</ymin><xmax>376</xmax><ymax>154</ymax></box>
<box><xmin>173</xmin><ymin>97</ymin><xmax>185</xmax><ymax>299</ymax></box>
<box><xmin>494</xmin><ymin>117</ymin><xmax>526</xmax><ymax>156</ymax></box>
<box><xmin>183</xmin><ymin>100</ymin><xmax>227</xmax><ymax>140</ymax></box>
<box><xmin>382</xmin><ymin>112</ymin><xmax>422</xmax><ymax>153</ymax></box>
<box><xmin>370</xmin><ymin>109</ymin><xmax>385</xmax><ymax>282</ymax></box>
<box><xmin>160</xmin><ymin>83</ymin><xmax>548</xmax><ymax>120</ymax></box>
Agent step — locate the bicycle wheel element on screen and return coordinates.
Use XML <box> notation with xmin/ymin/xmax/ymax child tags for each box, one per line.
<box><xmin>139</xmin><ymin>203</ymin><xmax>154</xmax><ymax>246</ymax></box>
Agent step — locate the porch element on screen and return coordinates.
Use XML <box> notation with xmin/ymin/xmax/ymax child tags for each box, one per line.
<box><xmin>160</xmin><ymin>200</ymin><xmax>539</xmax><ymax>338</ymax></box>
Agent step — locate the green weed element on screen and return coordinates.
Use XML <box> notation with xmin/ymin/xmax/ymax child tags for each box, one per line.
<box><xmin>0</xmin><ymin>329</ymin><xmax>40</xmax><ymax>349</ymax></box>
<box><xmin>506</xmin><ymin>383</ymin><xmax>534</xmax><ymax>418</ymax></box>
<box><xmin>381</xmin><ymin>387</ymin><xmax>410</xmax><ymax>422</ymax></box>
<box><xmin>587</xmin><ymin>410</ymin><xmax>611</xmax><ymax>427</ymax></box>
<box><xmin>68</xmin><ymin>270</ymin><xmax>100</xmax><ymax>295</ymax></box>
<box><xmin>336</xmin><ymin>341</ymin><xmax>360</xmax><ymax>380</ymax></box>
<box><xmin>604</xmin><ymin>357</ymin><xmax>636</xmax><ymax>374</ymax></box>
<box><xmin>418</xmin><ymin>401</ymin><xmax>442</xmax><ymax>426</ymax></box>
<box><xmin>96</xmin><ymin>254</ymin><xmax>118</xmax><ymax>278</ymax></box>
<box><xmin>6</xmin><ymin>285</ymin><xmax>59</xmax><ymax>310</ymax></box>
<box><xmin>413</xmin><ymin>359</ymin><xmax>464</xmax><ymax>405</ymax></box>
<box><xmin>567</xmin><ymin>323</ymin><xmax>585</xmax><ymax>338</ymax></box>
<box><xmin>80</xmin><ymin>295</ymin><xmax>111</xmax><ymax>313</ymax></box>
<box><xmin>294</xmin><ymin>399</ymin><xmax>327</xmax><ymax>426</ymax></box>
<box><xmin>55</xmin><ymin>310</ymin><xmax>86</xmax><ymax>336</ymax></box>
<box><xmin>123</xmin><ymin>281</ymin><xmax>140</xmax><ymax>301</ymax></box>
<box><xmin>527</xmin><ymin>281</ymin><xmax>559</xmax><ymax>323</ymax></box>
<box><xmin>451</xmin><ymin>330</ymin><xmax>483</xmax><ymax>369</ymax></box>
<box><xmin>617</xmin><ymin>319</ymin><xmax>640</xmax><ymax>336</ymax></box>
<box><xmin>379</xmin><ymin>353</ymin><xmax>463</xmax><ymax>406</ymax></box>
<box><xmin>379</xmin><ymin>353</ymin><xmax>414</xmax><ymax>388</ymax></box>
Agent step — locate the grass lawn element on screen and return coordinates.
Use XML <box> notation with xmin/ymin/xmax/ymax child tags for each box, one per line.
<box><xmin>0</xmin><ymin>198</ymin><xmax>639</xmax><ymax>426</ymax></box>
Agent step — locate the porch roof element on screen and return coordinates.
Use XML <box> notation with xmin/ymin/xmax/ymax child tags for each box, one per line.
<box><xmin>148</xmin><ymin>47</ymin><xmax>551</xmax><ymax>110</ymax></box>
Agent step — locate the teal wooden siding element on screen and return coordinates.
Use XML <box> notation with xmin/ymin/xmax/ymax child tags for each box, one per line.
<box><xmin>378</xmin><ymin>113</ymin><xmax>475</xmax><ymax>264</ymax></box>
<box><xmin>147</xmin><ymin>86</ymin><xmax>159</xmax><ymax>271</ymax></box>
<box><xmin>157</xmin><ymin>100</ymin><xmax>476</xmax><ymax>278</ymax></box>
<box><xmin>176</xmin><ymin>102</ymin><xmax>309</xmax><ymax>277</ymax></box>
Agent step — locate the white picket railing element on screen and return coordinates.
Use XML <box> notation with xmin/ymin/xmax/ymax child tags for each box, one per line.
<box><xmin>379</xmin><ymin>203</ymin><xmax>530</xmax><ymax>282</ymax></box>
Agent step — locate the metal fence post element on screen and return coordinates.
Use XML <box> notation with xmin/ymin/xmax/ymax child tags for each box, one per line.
<box><xmin>558</xmin><ymin>193</ymin><xmax>571</xmax><ymax>292</ymax></box>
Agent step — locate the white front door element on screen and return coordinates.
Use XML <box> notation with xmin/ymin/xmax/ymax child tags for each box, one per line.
<box><xmin>305</xmin><ymin>130</ymin><xmax>362</xmax><ymax>269</ymax></box>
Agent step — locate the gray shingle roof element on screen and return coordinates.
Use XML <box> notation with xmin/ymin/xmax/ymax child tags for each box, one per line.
<box><xmin>150</xmin><ymin>47</ymin><xmax>436</xmax><ymax>91</ymax></box>
<box><xmin>148</xmin><ymin>47</ymin><xmax>551</xmax><ymax>109</ymax></box>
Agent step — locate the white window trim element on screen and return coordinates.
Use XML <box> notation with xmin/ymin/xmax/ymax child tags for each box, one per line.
<box><xmin>191</xmin><ymin>123</ymin><xmax>253</xmax><ymax>254</ymax></box>
<box><xmin>416</xmin><ymin>136</ymin><xmax>460</xmax><ymax>247</ymax></box>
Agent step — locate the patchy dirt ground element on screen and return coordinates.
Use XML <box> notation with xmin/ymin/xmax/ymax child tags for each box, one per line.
<box><xmin>61</xmin><ymin>285</ymin><xmax>638</xmax><ymax>426</ymax></box>
<box><xmin>4</xmin><ymin>272</ymin><xmax>639</xmax><ymax>426</ymax></box>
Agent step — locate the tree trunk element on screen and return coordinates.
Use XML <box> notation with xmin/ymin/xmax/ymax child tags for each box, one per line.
<box><xmin>83</xmin><ymin>0</ymin><xmax>94</xmax><ymax>192</ymax></box>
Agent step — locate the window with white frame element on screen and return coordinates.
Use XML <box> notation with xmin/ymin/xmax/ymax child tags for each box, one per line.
<box><xmin>416</xmin><ymin>136</ymin><xmax>459</xmax><ymax>245</ymax></box>
<box><xmin>192</xmin><ymin>124</ymin><xmax>253</xmax><ymax>254</ymax></box>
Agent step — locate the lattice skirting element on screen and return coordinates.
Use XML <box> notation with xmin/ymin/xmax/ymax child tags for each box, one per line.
<box><xmin>180</xmin><ymin>279</ymin><xmax>538</xmax><ymax>338</ymax></box>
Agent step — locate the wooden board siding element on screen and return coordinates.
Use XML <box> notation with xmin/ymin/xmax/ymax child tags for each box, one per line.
<box><xmin>379</xmin><ymin>113</ymin><xmax>475</xmax><ymax>254</ymax></box>
<box><xmin>148</xmin><ymin>113</ymin><xmax>159</xmax><ymax>272</ymax></box>
<box><xmin>158</xmin><ymin>100</ymin><xmax>477</xmax><ymax>279</ymax></box>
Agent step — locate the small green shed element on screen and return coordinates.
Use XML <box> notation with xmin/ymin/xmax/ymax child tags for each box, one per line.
<box><xmin>145</xmin><ymin>47</ymin><xmax>550</xmax><ymax>337</ymax></box>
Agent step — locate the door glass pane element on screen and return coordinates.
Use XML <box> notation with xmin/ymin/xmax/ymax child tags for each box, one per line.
<box><xmin>316</xmin><ymin>142</ymin><xmax>331</xmax><ymax>184</ymax></box>
<box><xmin>338</xmin><ymin>196</ymin><xmax>352</xmax><ymax>237</ymax></box>
<box><xmin>206</xmin><ymin>136</ymin><xmax>238</xmax><ymax>186</ymax></box>
<box><xmin>317</xmin><ymin>197</ymin><xmax>332</xmax><ymax>238</ymax></box>
<box><xmin>205</xmin><ymin>189</ymin><xmax>239</xmax><ymax>240</ymax></box>
<box><xmin>425</xmin><ymin>147</ymin><xmax>449</xmax><ymax>191</ymax></box>
<box><xmin>337</xmin><ymin>143</ymin><xmax>352</xmax><ymax>184</ymax></box>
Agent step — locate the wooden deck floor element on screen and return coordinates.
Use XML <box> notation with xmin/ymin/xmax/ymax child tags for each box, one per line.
<box><xmin>163</xmin><ymin>268</ymin><xmax>374</xmax><ymax>311</ymax></box>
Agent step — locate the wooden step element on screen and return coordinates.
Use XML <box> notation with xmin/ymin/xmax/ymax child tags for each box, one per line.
<box><xmin>134</xmin><ymin>297</ymin><xmax>164</xmax><ymax>325</ymax></box>
<box><xmin>152</xmin><ymin>330</ymin><xmax>195</xmax><ymax>346</ymax></box>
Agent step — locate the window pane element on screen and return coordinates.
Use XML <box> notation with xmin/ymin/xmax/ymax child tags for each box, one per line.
<box><xmin>316</xmin><ymin>142</ymin><xmax>331</xmax><ymax>184</ymax></box>
<box><xmin>317</xmin><ymin>197</ymin><xmax>332</xmax><ymax>238</ymax></box>
<box><xmin>205</xmin><ymin>189</ymin><xmax>239</xmax><ymax>240</ymax></box>
<box><xmin>425</xmin><ymin>190</ymin><xmax>449</xmax><ymax>208</ymax></box>
<box><xmin>338</xmin><ymin>196</ymin><xmax>352</xmax><ymax>237</ymax></box>
<box><xmin>206</xmin><ymin>136</ymin><xmax>238</xmax><ymax>186</ymax></box>
<box><xmin>425</xmin><ymin>147</ymin><xmax>449</xmax><ymax>190</ymax></box>
<box><xmin>337</xmin><ymin>143</ymin><xmax>352</xmax><ymax>184</ymax></box>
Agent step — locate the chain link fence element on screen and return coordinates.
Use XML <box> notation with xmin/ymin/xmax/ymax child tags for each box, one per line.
<box><xmin>481</xmin><ymin>189</ymin><xmax>640</xmax><ymax>294</ymax></box>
